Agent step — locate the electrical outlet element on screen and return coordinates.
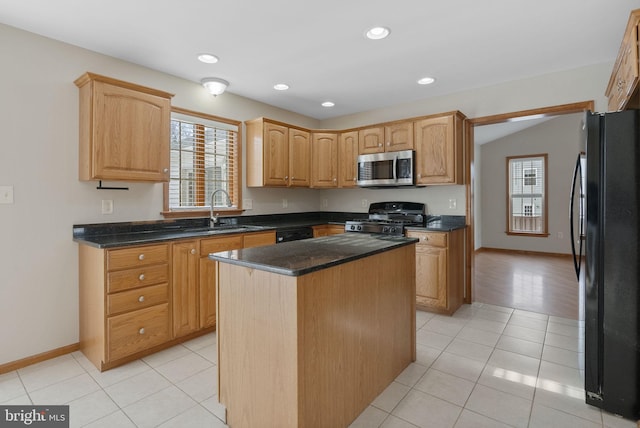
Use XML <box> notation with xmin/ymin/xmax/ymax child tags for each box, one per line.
<box><xmin>557</xmin><ymin>232</ymin><xmax>564</xmax><ymax>239</ymax></box>
<box><xmin>243</xmin><ymin>198</ymin><xmax>253</xmax><ymax>210</ymax></box>
<box><xmin>448</xmin><ymin>198</ymin><xmax>457</xmax><ymax>209</ymax></box>
<box><xmin>361</xmin><ymin>199</ymin><xmax>368</xmax><ymax>208</ymax></box>
<box><xmin>0</xmin><ymin>185</ymin><xmax>14</xmax><ymax>204</ymax></box>
<box><xmin>282</xmin><ymin>198</ymin><xmax>288</xmax><ymax>208</ymax></box>
<box><xmin>322</xmin><ymin>199</ymin><xmax>328</xmax><ymax>208</ymax></box>
<box><xmin>101</xmin><ymin>199</ymin><xmax>114</xmax><ymax>214</ymax></box>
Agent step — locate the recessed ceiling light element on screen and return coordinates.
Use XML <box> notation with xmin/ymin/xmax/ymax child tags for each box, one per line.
<box><xmin>321</xmin><ymin>101</ymin><xmax>335</xmax><ymax>108</ymax></box>
<box><xmin>197</xmin><ymin>53</ymin><xmax>219</xmax><ymax>64</ymax></box>
<box><xmin>274</xmin><ymin>83</ymin><xmax>289</xmax><ymax>91</ymax></box>
<box><xmin>417</xmin><ymin>77</ymin><xmax>436</xmax><ymax>85</ymax></box>
<box><xmin>365</xmin><ymin>26</ymin><xmax>390</xmax><ymax>40</ymax></box>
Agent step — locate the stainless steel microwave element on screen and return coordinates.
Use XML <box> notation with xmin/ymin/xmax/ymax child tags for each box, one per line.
<box><xmin>357</xmin><ymin>150</ymin><xmax>415</xmax><ymax>187</ymax></box>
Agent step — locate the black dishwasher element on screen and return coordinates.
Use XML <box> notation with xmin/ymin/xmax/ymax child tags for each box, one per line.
<box><xmin>276</xmin><ymin>226</ymin><xmax>314</xmax><ymax>243</ymax></box>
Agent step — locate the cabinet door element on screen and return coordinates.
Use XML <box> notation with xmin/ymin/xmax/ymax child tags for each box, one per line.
<box><xmin>414</xmin><ymin>245</ymin><xmax>448</xmax><ymax>310</ymax></box>
<box><xmin>264</xmin><ymin>122</ymin><xmax>289</xmax><ymax>186</ymax></box>
<box><xmin>311</xmin><ymin>133</ymin><xmax>338</xmax><ymax>188</ymax></box>
<box><xmin>415</xmin><ymin>115</ymin><xmax>458</xmax><ymax>185</ymax></box>
<box><xmin>289</xmin><ymin>128</ymin><xmax>310</xmax><ymax>187</ymax></box>
<box><xmin>92</xmin><ymin>81</ymin><xmax>170</xmax><ymax>181</ymax></box>
<box><xmin>358</xmin><ymin>127</ymin><xmax>384</xmax><ymax>154</ymax></box>
<box><xmin>172</xmin><ymin>241</ymin><xmax>200</xmax><ymax>337</ymax></box>
<box><xmin>338</xmin><ymin>131</ymin><xmax>358</xmax><ymax>187</ymax></box>
<box><xmin>199</xmin><ymin>236</ymin><xmax>244</xmax><ymax>329</ymax></box>
<box><xmin>385</xmin><ymin>122</ymin><xmax>414</xmax><ymax>151</ymax></box>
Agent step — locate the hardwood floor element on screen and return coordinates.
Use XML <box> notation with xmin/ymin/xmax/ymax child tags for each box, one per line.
<box><xmin>473</xmin><ymin>249</ymin><xmax>582</xmax><ymax>320</ymax></box>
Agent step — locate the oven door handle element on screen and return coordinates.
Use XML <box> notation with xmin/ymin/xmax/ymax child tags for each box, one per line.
<box><xmin>393</xmin><ymin>155</ymin><xmax>398</xmax><ymax>181</ymax></box>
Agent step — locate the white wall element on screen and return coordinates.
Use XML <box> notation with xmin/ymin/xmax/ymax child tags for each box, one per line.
<box><xmin>478</xmin><ymin>114</ymin><xmax>584</xmax><ymax>253</ymax></box>
<box><xmin>0</xmin><ymin>21</ymin><xmax>612</xmax><ymax>365</ymax></box>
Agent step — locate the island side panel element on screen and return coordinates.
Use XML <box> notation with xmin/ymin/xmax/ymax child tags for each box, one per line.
<box><xmin>217</xmin><ymin>265</ymin><xmax>300</xmax><ymax>428</ymax></box>
<box><xmin>299</xmin><ymin>244</ymin><xmax>416</xmax><ymax>427</ymax></box>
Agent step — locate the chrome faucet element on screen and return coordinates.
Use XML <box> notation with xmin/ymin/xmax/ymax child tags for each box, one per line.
<box><xmin>210</xmin><ymin>189</ymin><xmax>232</xmax><ymax>227</ymax></box>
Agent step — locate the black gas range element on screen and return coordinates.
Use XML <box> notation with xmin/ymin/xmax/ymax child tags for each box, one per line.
<box><xmin>344</xmin><ymin>201</ymin><xmax>426</xmax><ymax>236</ymax></box>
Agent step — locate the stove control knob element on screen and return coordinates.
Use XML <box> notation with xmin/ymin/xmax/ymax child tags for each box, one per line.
<box><xmin>357</xmin><ymin>225</ymin><xmax>363</xmax><ymax>231</ymax></box>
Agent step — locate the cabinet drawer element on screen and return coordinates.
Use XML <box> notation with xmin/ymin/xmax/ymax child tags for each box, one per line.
<box><xmin>406</xmin><ymin>231</ymin><xmax>447</xmax><ymax>247</ymax></box>
<box><xmin>107</xmin><ymin>264</ymin><xmax>169</xmax><ymax>293</ymax></box>
<box><xmin>107</xmin><ymin>303</ymin><xmax>170</xmax><ymax>361</ymax></box>
<box><xmin>243</xmin><ymin>231</ymin><xmax>276</xmax><ymax>249</ymax></box>
<box><xmin>107</xmin><ymin>244</ymin><xmax>169</xmax><ymax>271</ymax></box>
<box><xmin>107</xmin><ymin>284</ymin><xmax>169</xmax><ymax>316</ymax></box>
<box><xmin>200</xmin><ymin>235</ymin><xmax>243</xmax><ymax>256</ymax></box>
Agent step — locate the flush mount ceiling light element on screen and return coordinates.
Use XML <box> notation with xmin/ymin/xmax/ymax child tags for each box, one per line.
<box><xmin>417</xmin><ymin>76</ymin><xmax>436</xmax><ymax>85</ymax></box>
<box><xmin>365</xmin><ymin>26</ymin><xmax>390</xmax><ymax>40</ymax></box>
<box><xmin>197</xmin><ymin>53</ymin><xmax>219</xmax><ymax>64</ymax></box>
<box><xmin>201</xmin><ymin>77</ymin><xmax>229</xmax><ymax>96</ymax></box>
<box><xmin>321</xmin><ymin>101</ymin><xmax>335</xmax><ymax>107</ymax></box>
<box><xmin>273</xmin><ymin>83</ymin><xmax>289</xmax><ymax>91</ymax></box>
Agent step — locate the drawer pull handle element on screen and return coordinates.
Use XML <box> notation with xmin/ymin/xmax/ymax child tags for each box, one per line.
<box><xmin>138</xmin><ymin>295</ymin><xmax>145</xmax><ymax>303</ymax></box>
<box><xmin>138</xmin><ymin>254</ymin><xmax>145</xmax><ymax>261</ymax></box>
<box><xmin>139</xmin><ymin>328</ymin><xmax>145</xmax><ymax>335</ymax></box>
<box><xmin>190</xmin><ymin>249</ymin><xmax>196</xmax><ymax>255</ymax></box>
<box><xmin>139</xmin><ymin>274</ymin><xmax>145</xmax><ymax>281</ymax></box>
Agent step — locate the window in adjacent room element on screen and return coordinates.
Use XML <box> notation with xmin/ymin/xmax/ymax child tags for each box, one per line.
<box><xmin>506</xmin><ymin>154</ymin><xmax>548</xmax><ymax>236</ymax></box>
<box><xmin>163</xmin><ymin>107</ymin><xmax>242</xmax><ymax>217</ymax></box>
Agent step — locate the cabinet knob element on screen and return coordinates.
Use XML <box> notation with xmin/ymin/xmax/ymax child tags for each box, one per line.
<box><xmin>138</xmin><ymin>274</ymin><xmax>145</xmax><ymax>281</ymax></box>
<box><xmin>333</xmin><ymin>178</ymin><xmax>337</xmax><ymax>182</ymax></box>
<box><xmin>138</xmin><ymin>295</ymin><xmax>145</xmax><ymax>303</ymax></box>
<box><xmin>163</xmin><ymin>168</ymin><xmax>169</xmax><ymax>173</ymax></box>
<box><xmin>138</xmin><ymin>328</ymin><xmax>145</xmax><ymax>335</ymax></box>
<box><xmin>190</xmin><ymin>248</ymin><xmax>196</xmax><ymax>255</ymax></box>
<box><xmin>138</xmin><ymin>254</ymin><xmax>145</xmax><ymax>261</ymax></box>
<box><xmin>284</xmin><ymin>176</ymin><xmax>288</xmax><ymax>180</ymax></box>
<box><xmin>378</xmin><ymin>143</ymin><xmax>382</xmax><ymax>147</ymax></box>
<box><xmin>386</xmin><ymin>142</ymin><xmax>390</xmax><ymax>146</ymax></box>
<box><xmin>422</xmin><ymin>236</ymin><xmax>429</xmax><ymax>241</ymax></box>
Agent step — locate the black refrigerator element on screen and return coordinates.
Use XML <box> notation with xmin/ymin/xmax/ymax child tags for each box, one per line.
<box><xmin>571</xmin><ymin>109</ymin><xmax>640</xmax><ymax>420</ymax></box>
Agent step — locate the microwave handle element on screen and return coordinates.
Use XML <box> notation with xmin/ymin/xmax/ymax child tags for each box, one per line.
<box><xmin>393</xmin><ymin>155</ymin><xmax>398</xmax><ymax>181</ymax></box>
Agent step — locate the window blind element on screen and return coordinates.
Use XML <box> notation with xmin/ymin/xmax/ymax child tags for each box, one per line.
<box><xmin>168</xmin><ymin>112</ymin><xmax>239</xmax><ymax>210</ymax></box>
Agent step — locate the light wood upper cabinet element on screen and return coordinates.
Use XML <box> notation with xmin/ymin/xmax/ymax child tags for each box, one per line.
<box><xmin>311</xmin><ymin>132</ymin><xmax>338</xmax><ymax>188</ymax></box>
<box><xmin>385</xmin><ymin>121</ymin><xmax>414</xmax><ymax>152</ymax></box>
<box><xmin>338</xmin><ymin>131</ymin><xmax>358</xmax><ymax>187</ymax></box>
<box><xmin>358</xmin><ymin>127</ymin><xmax>385</xmax><ymax>154</ymax></box>
<box><xmin>359</xmin><ymin>122</ymin><xmax>414</xmax><ymax>154</ymax></box>
<box><xmin>246</xmin><ymin>118</ymin><xmax>311</xmax><ymax>187</ymax></box>
<box><xmin>289</xmin><ymin>128</ymin><xmax>311</xmax><ymax>187</ymax></box>
<box><xmin>414</xmin><ymin>112</ymin><xmax>464</xmax><ymax>185</ymax></box>
<box><xmin>606</xmin><ymin>10</ymin><xmax>640</xmax><ymax>111</ymax></box>
<box><xmin>74</xmin><ymin>72</ymin><xmax>173</xmax><ymax>182</ymax></box>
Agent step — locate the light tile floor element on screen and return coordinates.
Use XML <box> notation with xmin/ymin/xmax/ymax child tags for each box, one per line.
<box><xmin>0</xmin><ymin>302</ymin><xmax>637</xmax><ymax>427</ymax></box>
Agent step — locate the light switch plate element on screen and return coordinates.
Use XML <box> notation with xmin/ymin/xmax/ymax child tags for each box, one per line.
<box><xmin>0</xmin><ymin>186</ymin><xmax>14</xmax><ymax>204</ymax></box>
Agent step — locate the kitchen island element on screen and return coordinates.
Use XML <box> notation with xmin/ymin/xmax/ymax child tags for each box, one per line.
<box><xmin>209</xmin><ymin>234</ymin><xmax>417</xmax><ymax>428</ymax></box>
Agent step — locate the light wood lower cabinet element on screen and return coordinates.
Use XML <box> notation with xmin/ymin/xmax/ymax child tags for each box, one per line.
<box><xmin>312</xmin><ymin>224</ymin><xmax>346</xmax><ymax>237</ymax></box>
<box><xmin>79</xmin><ymin>230</ymin><xmax>276</xmax><ymax>371</ymax></box>
<box><xmin>405</xmin><ymin>229</ymin><xmax>464</xmax><ymax>315</ymax></box>
<box><xmin>172</xmin><ymin>240</ymin><xmax>200</xmax><ymax>338</ymax></box>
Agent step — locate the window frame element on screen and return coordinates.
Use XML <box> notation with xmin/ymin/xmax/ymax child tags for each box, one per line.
<box><xmin>506</xmin><ymin>153</ymin><xmax>549</xmax><ymax>237</ymax></box>
<box><xmin>162</xmin><ymin>106</ymin><xmax>243</xmax><ymax>218</ymax></box>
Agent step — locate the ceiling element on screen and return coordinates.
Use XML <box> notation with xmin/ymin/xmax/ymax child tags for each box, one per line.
<box><xmin>1</xmin><ymin>0</ymin><xmax>639</xmax><ymax>120</ymax></box>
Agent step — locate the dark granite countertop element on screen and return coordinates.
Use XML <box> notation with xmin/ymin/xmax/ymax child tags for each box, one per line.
<box><xmin>72</xmin><ymin>212</ymin><xmax>364</xmax><ymax>249</ymax></box>
<box><xmin>404</xmin><ymin>215</ymin><xmax>467</xmax><ymax>232</ymax></box>
<box><xmin>73</xmin><ymin>212</ymin><xmax>464</xmax><ymax>248</ymax></box>
<box><xmin>209</xmin><ymin>233</ymin><xmax>418</xmax><ymax>276</ymax></box>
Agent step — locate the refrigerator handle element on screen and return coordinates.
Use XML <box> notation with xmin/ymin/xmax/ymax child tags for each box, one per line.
<box><xmin>570</xmin><ymin>153</ymin><xmax>583</xmax><ymax>280</ymax></box>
